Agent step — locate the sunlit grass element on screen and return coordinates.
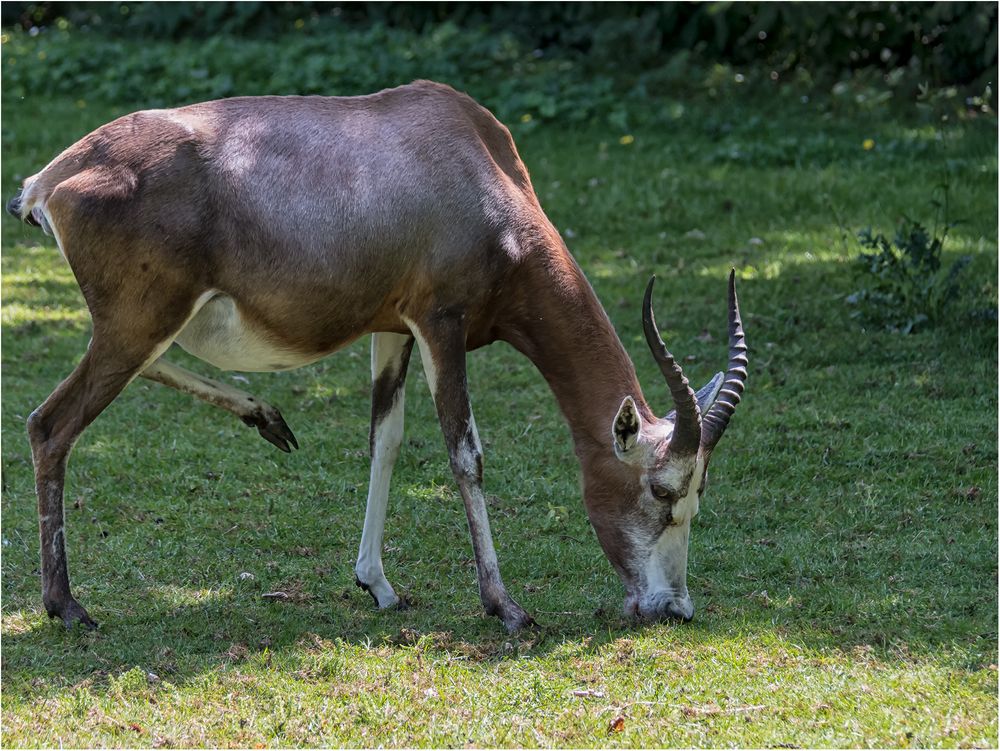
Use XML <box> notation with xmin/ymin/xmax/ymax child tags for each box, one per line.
<box><xmin>1</xmin><ymin>240</ymin><xmax>87</xmax><ymax>332</ymax></box>
<box><xmin>1</xmin><ymin>92</ymin><xmax>996</xmax><ymax>747</ymax></box>
<box><xmin>2</xmin><ymin>303</ymin><xmax>90</xmax><ymax>328</ymax></box>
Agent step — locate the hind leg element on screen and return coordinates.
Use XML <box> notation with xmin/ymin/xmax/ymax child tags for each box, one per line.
<box><xmin>29</xmin><ymin>299</ymin><xmax>204</xmax><ymax>628</ymax></box>
<box><xmin>140</xmin><ymin>357</ymin><xmax>298</xmax><ymax>452</ymax></box>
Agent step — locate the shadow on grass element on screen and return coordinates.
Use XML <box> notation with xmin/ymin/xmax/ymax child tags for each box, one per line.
<box><xmin>1</xmin><ymin>550</ymin><xmax>992</xmax><ymax>700</ymax></box>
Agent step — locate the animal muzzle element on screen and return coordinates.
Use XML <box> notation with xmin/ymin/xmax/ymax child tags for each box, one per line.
<box><xmin>628</xmin><ymin>590</ymin><xmax>694</xmax><ymax>623</ymax></box>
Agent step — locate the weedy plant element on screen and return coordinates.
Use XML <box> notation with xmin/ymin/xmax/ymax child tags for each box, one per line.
<box><xmin>848</xmin><ymin>195</ymin><xmax>971</xmax><ymax>333</ymax></box>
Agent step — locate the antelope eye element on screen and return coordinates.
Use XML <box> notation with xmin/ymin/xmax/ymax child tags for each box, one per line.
<box><xmin>650</xmin><ymin>483</ymin><xmax>676</xmax><ymax>502</ymax></box>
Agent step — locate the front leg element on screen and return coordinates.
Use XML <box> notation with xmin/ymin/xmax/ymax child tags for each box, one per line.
<box><xmin>355</xmin><ymin>332</ymin><xmax>414</xmax><ymax>609</ymax></box>
<box><xmin>405</xmin><ymin>313</ymin><xmax>534</xmax><ymax>633</ymax></box>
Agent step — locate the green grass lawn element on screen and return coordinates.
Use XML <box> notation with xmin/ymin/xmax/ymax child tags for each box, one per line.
<box><xmin>2</xmin><ymin>93</ymin><xmax>997</xmax><ymax>748</ymax></box>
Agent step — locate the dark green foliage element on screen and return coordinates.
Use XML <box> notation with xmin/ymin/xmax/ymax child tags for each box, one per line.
<box><xmin>3</xmin><ymin>2</ymin><xmax>997</xmax><ymax>94</ymax></box>
<box><xmin>850</xmin><ymin>215</ymin><xmax>971</xmax><ymax>333</ymax></box>
<box><xmin>3</xmin><ymin>10</ymin><xmax>996</xmax><ymax>137</ymax></box>
<box><xmin>1</xmin><ymin>22</ymin><xmax>634</xmax><ymax>127</ymax></box>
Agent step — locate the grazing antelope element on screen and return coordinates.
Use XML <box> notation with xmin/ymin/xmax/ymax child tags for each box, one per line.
<box><xmin>7</xmin><ymin>81</ymin><xmax>746</xmax><ymax>633</ymax></box>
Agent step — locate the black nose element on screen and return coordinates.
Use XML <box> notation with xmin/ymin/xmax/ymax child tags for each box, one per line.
<box><xmin>636</xmin><ymin>596</ymin><xmax>695</xmax><ymax>623</ymax></box>
<box><xmin>662</xmin><ymin>605</ymin><xmax>693</xmax><ymax>623</ymax></box>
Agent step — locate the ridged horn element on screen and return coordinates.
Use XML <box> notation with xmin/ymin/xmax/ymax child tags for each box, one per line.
<box><xmin>642</xmin><ymin>276</ymin><xmax>701</xmax><ymax>456</ymax></box>
<box><xmin>701</xmin><ymin>269</ymin><xmax>747</xmax><ymax>451</ymax></box>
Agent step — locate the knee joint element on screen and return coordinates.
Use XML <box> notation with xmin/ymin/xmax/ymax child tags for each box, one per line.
<box><xmin>449</xmin><ymin>443</ymin><xmax>483</xmax><ymax>484</ymax></box>
<box><xmin>27</xmin><ymin>407</ymin><xmax>50</xmax><ymax>446</ymax></box>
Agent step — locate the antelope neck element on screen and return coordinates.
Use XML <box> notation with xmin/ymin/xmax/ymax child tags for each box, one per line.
<box><xmin>501</xmin><ymin>247</ymin><xmax>650</xmax><ymax>458</ymax></box>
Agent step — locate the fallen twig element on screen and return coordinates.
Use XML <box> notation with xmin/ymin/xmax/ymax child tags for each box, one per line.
<box><xmin>571</xmin><ymin>689</ymin><xmax>606</xmax><ymax>699</ymax></box>
<box><xmin>675</xmin><ymin>703</ymin><xmax>768</xmax><ymax>717</ymax></box>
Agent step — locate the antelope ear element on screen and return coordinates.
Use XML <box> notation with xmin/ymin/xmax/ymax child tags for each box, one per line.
<box><xmin>612</xmin><ymin>396</ymin><xmax>642</xmax><ymax>456</ymax></box>
<box><xmin>695</xmin><ymin>372</ymin><xmax>725</xmax><ymax>414</ymax></box>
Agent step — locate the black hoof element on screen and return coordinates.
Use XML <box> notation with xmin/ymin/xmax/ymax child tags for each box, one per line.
<box><xmin>520</xmin><ymin>616</ymin><xmax>544</xmax><ymax>634</ymax></box>
<box><xmin>246</xmin><ymin>409</ymin><xmax>299</xmax><ymax>452</ymax></box>
<box><xmin>355</xmin><ymin>577</ymin><xmax>380</xmax><ymax>607</ymax></box>
<box><xmin>356</xmin><ymin>578</ymin><xmax>408</xmax><ymax>610</ymax></box>
<box><xmin>491</xmin><ymin>599</ymin><xmax>535</xmax><ymax>634</ymax></box>
<box><xmin>47</xmin><ymin>598</ymin><xmax>98</xmax><ymax>630</ymax></box>
<box><xmin>504</xmin><ymin>613</ymin><xmax>537</xmax><ymax>634</ymax></box>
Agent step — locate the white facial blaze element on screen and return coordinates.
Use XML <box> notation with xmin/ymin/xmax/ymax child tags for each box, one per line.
<box><xmin>670</xmin><ymin>461</ymin><xmax>702</xmax><ymax>525</ymax></box>
<box><xmin>637</xmin><ymin>456</ymin><xmax>704</xmax><ymax>619</ymax></box>
<box><xmin>643</xmin><ymin>518</ymin><xmax>690</xmax><ymax>599</ymax></box>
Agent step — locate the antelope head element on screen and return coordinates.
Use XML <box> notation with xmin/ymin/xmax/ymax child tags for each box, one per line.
<box><xmin>590</xmin><ymin>270</ymin><xmax>747</xmax><ymax>622</ymax></box>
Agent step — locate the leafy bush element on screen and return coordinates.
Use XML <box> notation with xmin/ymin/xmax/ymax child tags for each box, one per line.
<box><xmin>4</xmin><ymin>2</ymin><xmax>997</xmax><ymax>88</ymax></box>
<box><xmin>3</xmin><ymin>13</ymin><xmax>992</xmax><ymax>136</ymax></box>
<box><xmin>0</xmin><ymin>21</ymin><xmax>645</xmax><ymax>128</ymax></box>
<box><xmin>848</xmin><ymin>215</ymin><xmax>971</xmax><ymax>333</ymax></box>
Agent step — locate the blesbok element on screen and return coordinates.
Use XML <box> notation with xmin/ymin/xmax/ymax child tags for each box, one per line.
<box><xmin>7</xmin><ymin>80</ymin><xmax>746</xmax><ymax>633</ymax></box>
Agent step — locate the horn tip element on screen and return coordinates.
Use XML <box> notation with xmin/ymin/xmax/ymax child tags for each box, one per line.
<box><xmin>727</xmin><ymin>268</ymin><xmax>739</xmax><ymax>304</ymax></box>
<box><xmin>643</xmin><ymin>275</ymin><xmax>657</xmax><ymax>312</ymax></box>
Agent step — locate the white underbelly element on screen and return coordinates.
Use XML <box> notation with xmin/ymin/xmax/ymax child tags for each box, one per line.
<box><xmin>174</xmin><ymin>293</ymin><xmax>320</xmax><ymax>372</ymax></box>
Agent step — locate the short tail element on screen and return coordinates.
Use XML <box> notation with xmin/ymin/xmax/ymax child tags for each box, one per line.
<box><xmin>6</xmin><ymin>187</ymin><xmax>41</xmax><ymax>227</ymax></box>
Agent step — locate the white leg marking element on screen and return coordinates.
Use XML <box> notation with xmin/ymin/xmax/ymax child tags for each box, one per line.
<box><xmin>51</xmin><ymin>526</ymin><xmax>64</xmax><ymax>557</ymax></box>
<box><xmin>355</xmin><ymin>332</ymin><xmax>411</xmax><ymax>608</ymax></box>
<box><xmin>455</xmin><ymin>416</ymin><xmax>501</xmax><ymax>578</ymax></box>
<box><xmin>141</xmin><ymin>357</ymin><xmax>270</xmax><ymax>417</ymax></box>
<box><xmin>404</xmin><ymin>317</ymin><xmax>439</xmax><ymax>406</ymax></box>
